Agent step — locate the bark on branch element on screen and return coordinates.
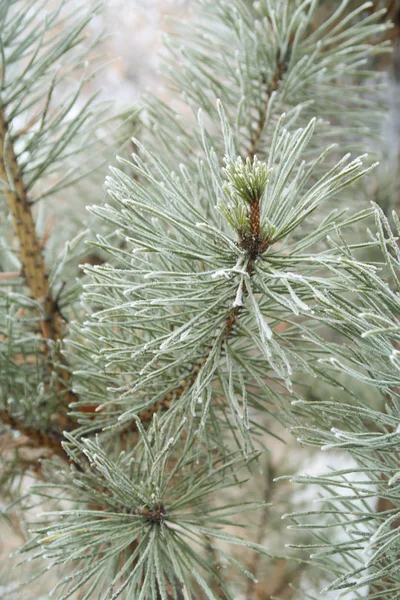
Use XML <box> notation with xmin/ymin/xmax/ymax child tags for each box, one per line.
<box><xmin>0</xmin><ymin>108</ymin><xmax>76</xmax><ymax>445</ymax></box>
<box><xmin>0</xmin><ymin>409</ymin><xmax>68</xmax><ymax>461</ymax></box>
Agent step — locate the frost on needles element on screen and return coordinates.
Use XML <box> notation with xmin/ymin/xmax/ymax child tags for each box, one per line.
<box><xmin>1</xmin><ymin>1</ymin><xmax>400</xmax><ymax>600</ymax></box>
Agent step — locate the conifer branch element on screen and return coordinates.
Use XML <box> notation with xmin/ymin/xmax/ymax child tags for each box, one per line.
<box><xmin>0</xmin><ymin>108</ymin><xmax>76</xmax><ymax>434</ymax></box>
<box><xmin>115</xmin><ymin>39</ymin><xmax>291</xmax><ymax>433</ymax></box>
<box><xmin>0</xmin><ymin>408</ymin><xmax>68</xmax><ymax>461</ymax></box>
<box><xmin>0</xmin><ymin>0</ymin><xmax>106</xmax><ymax>454</ymax></box>
<box><xmin>134</xmin><ymin>218</ymin><xmax>264</xmax><ymax>427</ymax></box>
<box><xmin>0</xmin><ymin>111</ymin><xmax>55</xmax><ymax>337</ymax></box>
<box><xmin>134</xmin><ymin>302</ymin><xmax>243</xmax><ymax>426</ymax></box>
<box><xmin>135</xmin><ymin>54</ymin><xmax>286</xmax><ymax>427</ymax></box>
<box><xmin>247</xmin><ymin>56</ymin><xmax>287</xmax><ymax>161</ymax></box>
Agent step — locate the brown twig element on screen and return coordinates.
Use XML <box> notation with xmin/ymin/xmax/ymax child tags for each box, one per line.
<box><xmin>0</xmin><ymin>409</ymin><xmax>68</xmax><ymax>461</ymax></box>
<box><xmin>0</xmin><ymin>111</ymin><xmax>60</xmax><ymax>341</ymax></box>
<box><xmin>263</xmin><ymin>562</ymin><xmax>305</xmax><ymax>600</ymax></box>
<box><xmin>247</xmin><ymin>57</ymin><xmax>287</xmax><ymax>161</ymax></box>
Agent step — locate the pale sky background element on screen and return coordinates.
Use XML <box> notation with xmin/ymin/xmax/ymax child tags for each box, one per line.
<box><xmin>96</xmin><ymin>0</ymin><xmax>189</xmax><ymax>106</ymax></box>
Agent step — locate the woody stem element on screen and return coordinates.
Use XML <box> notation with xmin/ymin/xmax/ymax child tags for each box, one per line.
<box><xmin>0</xmin><ymin>107</ymin><xmax>76</xmax><ymax>445</ymax></box>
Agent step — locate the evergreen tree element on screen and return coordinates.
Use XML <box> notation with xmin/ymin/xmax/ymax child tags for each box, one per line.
<box><xmin>1</xmin><ymin>1</ymin><xmax>399</xmax><ymax>598</ymax></box>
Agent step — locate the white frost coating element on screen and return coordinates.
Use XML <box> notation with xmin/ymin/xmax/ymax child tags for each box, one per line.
<box><xmin>180</xmin><ymin>329</ymin><xmax>191</xmax><ymax>341</ymax></box>
<box><xmin>233</xmin><ymin>280</ymin><xmax>244</xmax><ymax>307</ymax></box>
<box><xmin>212</xmin><ymin>269</ymin><xmax>232</xmax><ymax>279</ymax></box>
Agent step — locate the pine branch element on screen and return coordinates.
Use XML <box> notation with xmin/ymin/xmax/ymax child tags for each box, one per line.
<box><xmin>0</xmin><ymin>408</ymin><xmax>68</xmax><ymax>461</ymax></box>
<box><xmin>134</xmin><ymin>54</ymin><xmax>287</xmax><ymax>428</ymax></box>
<box><xmin>134</xmin><ymin>303</ymin><xmax>246</xmax><ymax>429</ymax></box>
<box><xmin>247</xmin><ymin>56</ymin><xmax>288</xmax><ymax>161</ymax></box>
<box><xmin>0</xmin><ymin>108</ymin><xmax>76</xmax><ymax>433</ymax></box>
<box><xmin>0</xmin><ymin>0</ymin><xmax>112</xmax><ymax>457</ymax></box>
<box><xmin>91</xmin><ymin>0</ymin><xmax>389</xmax><ymax>437</ymax></box>
<box><xmin>20</xmin><ymin>423</ymin><xmax>268</xmax><ymax>600</ymax></box>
